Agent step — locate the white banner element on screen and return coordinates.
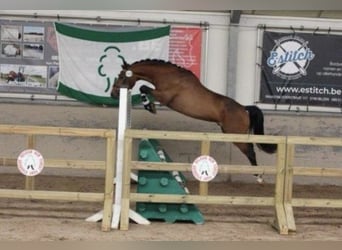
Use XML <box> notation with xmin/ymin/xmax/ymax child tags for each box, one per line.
<box><xmin>55</xmin><ymin>22</ymin><xmax>170</xmax><ymax>106</ymax></box>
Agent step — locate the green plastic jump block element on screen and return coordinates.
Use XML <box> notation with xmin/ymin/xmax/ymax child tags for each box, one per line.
<box><xmin>136</xmin><ymin>139</ymin><xmax>204</xmax><ymax>224</ymax></box>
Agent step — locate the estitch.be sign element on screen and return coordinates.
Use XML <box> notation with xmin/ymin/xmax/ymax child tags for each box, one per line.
<box><xmin>260</xmin><ymin>31</ymin><xmax>342</xmax><ymax>108</ymax></box>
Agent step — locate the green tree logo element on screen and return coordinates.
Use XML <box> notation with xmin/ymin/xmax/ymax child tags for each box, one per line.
<box><xmin>97</xmin><ymin>46</ymin><xmax>126</xmax><ymax>92</ymax></box>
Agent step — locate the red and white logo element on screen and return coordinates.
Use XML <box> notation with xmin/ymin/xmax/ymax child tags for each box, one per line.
<box><xmin>17</xmin><ymin>149</ymin><xmax>44</xmax><ymax>176</ymax></box>
<box><xmin>191</xmin><ymin>155</ymin><xmax>218</xmax><ymax>182</ymax></box>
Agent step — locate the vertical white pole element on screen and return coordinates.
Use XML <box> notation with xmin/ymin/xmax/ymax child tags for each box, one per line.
<box><xmin>115</xmin><ymin>88</ymin><xmax>129</xmax><ymax>204</ymax></box>
<box><xmin>111</xmin><ymin>88</ymin><xmax>149</xmax><ymax>229</ymax></box>
<box><xmin>87</xmin><ymin>88</ymin><xmax>148</xmax><ymax>229</ymax></box>
<box><xmin>111</xmin><ymin>88</ymin><xmax>129</xmax><ymax>229</ymax></box>
<box><xmin>85</xmin><ymin>89</ymin><xmax>129</xmax><ymax>225</ymax></box>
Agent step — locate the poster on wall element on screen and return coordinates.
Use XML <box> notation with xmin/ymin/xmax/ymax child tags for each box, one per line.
<box><xmin>169</xmin><ymin>27</ymin><xmax>202</xmax><ymax>78</ymax></box>
<box><xmin>0</xmin><ymin>21</ymin><xmax>59</xmax><ymax>93</ymax></box>
<box><xmin>0</xmin><ymin>19</ymin><xmax>203</xmax><ymax>104</ymax></box>
<box><xmin>260</xmin><ymin>31</ymin><xmax>342</xmax><ymax>108</ymax></box>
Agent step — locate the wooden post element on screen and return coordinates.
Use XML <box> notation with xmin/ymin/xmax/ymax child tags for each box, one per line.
<box><xmin>199</xmin><ymin>140</ymin><xmax>210</xmax><ymax>195</ymax></box>
<box><xmin>120</xmin><ymin>136</ymin><xmax>133</xmax><ymax>230</ymax></box>
<box><xmin>25</xmin><ymin>134</ymin><xmax>35</xmax><ymax>190</ymax></box>
<box><xmin>284</xmin><ymin>143</ymin><xmax>296</xmax><ymax>232</ymax></box>
<box><xmin>273</xmin><ymin>142</ymin><xmax>289</xmax><ymax>235</ymax></box>
<box><xmin>101</xmin><ymin>135</ymin><xmax>115</xmax><ymax>232</ymax></box>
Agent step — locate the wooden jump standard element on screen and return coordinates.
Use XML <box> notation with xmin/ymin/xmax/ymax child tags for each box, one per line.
<box><xmin>120</xmin><ymin>129</ymin><xmax>342</xmax><ymax>235</ymax></box>
<box><xmin>0</xmin><ymin>124</ymin><xmax>116</xmax><ymax>232</ymax></box>
<box><xmin>120</xmin><ymin>129</ymin><xmax>290</xmax><ymax>234</ymax></box>
<box><xmin>1</xmin><ymin>125</ymin><xmax>340</xmax><ymax>234</ymax></box>
<box><xmin>283</xmin><ymin>136</ymin><xmax>342</xmax><ymax>233</ymax></box>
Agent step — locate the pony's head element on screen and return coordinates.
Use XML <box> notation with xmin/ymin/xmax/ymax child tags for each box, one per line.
<box><xmin>111</xmin><ymin>60</ymin><xmax>138</xmax><ymax>98</ymax></box>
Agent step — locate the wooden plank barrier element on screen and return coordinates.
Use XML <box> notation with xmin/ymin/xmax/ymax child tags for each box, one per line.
<box><xmin>119</xmin><ymin>129</ymin><xmax>290</xmax><ymax>234</ymax></box>
<box><xmin>0</xmin><ymin>124</ymin><xmax>116</xmax><ymax>232</ymax></box>
<box><xmin>283</xmin><ymin>136</ymin><xmax>342</xmax><ymax>233</ymax></box>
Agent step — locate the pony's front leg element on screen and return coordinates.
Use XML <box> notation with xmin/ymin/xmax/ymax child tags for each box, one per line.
<box><xmin>140</xmin><ymin>85</ymin><xmax>156</xmax><ymax>114</ymax></box>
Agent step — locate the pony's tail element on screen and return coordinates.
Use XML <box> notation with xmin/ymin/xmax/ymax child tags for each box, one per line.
<box><xmin>245</xmin><ymin>105</ymin><xmax>277</xmax><ymax>154</ymax></box>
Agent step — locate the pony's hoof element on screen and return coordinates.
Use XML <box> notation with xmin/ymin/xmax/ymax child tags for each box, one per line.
<box><xmin>144</xmin><ymin>103</ymin><xmax>157</xmax><ymax>114</ymax></box>
<box><xmin>256</xmin><ymin>177</ymin><xmax>264</xmax><ymax>184</ymax></box>
<box><xmin>254</xmin><ymin>174</ymin><xmax>264</xmax><ymax>184</ymax></box>
<box><xmin>150</xmin><ymin>103</ymin><xmax>157</xmax><ymax>114</ymax></box>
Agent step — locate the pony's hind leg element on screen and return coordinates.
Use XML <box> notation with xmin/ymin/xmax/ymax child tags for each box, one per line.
<box><xmin>234</xmin><ymin>142</ymin><xmax>264</xmax><ymax>183</ymax></box>
<box><xmin>247</xmin><ymin>143</ymin><xmax>264</xmax><ymax>183</ymax></box>
<box><xmin>246</xmin><ymin>143</ymin><xmax>257</xmax><ymax>166</ymax></box>
<box><xmin>220</xmin><ymin>106</ymin><xmax>263</xmax><ymax>183</ymax></box>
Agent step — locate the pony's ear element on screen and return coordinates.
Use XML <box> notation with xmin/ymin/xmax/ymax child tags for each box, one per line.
<box><xmin>122</xmin><ymin>60</ymin><xmax>129</xmax><ymax>69</ymax></box>
<box><xmin>118</xmin><ymin>55</ymin><xmax>129</xmax><ymax>69</ymax></box>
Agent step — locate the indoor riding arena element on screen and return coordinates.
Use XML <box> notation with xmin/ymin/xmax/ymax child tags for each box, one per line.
<box><xmin>0</xmin><ymin>10</ymin><xmax>341</xmax><ymax>241</ymax></box>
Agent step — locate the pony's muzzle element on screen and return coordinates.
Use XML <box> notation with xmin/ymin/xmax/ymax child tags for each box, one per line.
<box><xmin>111</xmin><ymin>86</ymin><xmax>120</xmax><ymax>98</ymax></box>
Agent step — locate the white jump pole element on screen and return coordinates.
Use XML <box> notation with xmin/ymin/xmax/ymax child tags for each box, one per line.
<box><xmin>86</xmin><ymin>88</ymin><xmax>150</xmax><ymax>229</ymax></box>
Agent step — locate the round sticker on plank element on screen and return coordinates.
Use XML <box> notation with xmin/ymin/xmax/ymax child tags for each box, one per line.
<box><xmin>17</xmin><ymin>149</ymin><xmax>44</xmax><ymax>176</ymax></box>
<box><xmin>191</xmin><ymin>155</ymin><xmax>218</xmax><ymax>182</ymax></box>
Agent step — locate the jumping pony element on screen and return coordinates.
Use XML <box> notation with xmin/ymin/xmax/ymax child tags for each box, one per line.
<box><xmin>111</xmin><ymin>59</ymin><xmax>277</xmax><ymax>182</ymax></box>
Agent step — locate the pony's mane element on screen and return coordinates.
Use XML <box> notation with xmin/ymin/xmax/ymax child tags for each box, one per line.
<box><xmin>131</xmin><ymin>59</ymin><xmax>195</xmax><ymax>75</ymax></box>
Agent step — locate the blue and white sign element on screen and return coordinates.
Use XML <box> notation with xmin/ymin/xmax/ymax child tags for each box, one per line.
<box><xmin>266</xmin><ymin>35</ymin><xmax>315</xmax><ymax>80</ymax></box>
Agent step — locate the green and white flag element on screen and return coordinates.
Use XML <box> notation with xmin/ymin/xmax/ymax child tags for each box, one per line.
<box><xmin>55</xmin><ymin>22</ymin><xmax>170</xmax><ymax>106</ymax></box>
